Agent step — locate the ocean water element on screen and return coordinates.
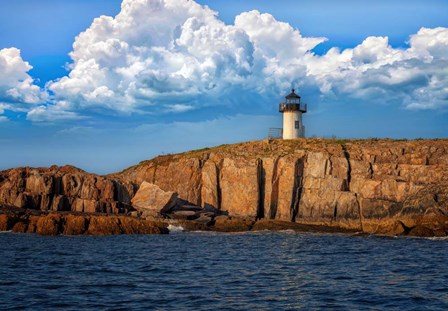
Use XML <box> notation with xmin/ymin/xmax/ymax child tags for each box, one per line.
<box><xmin>0</xmin><ymin>230</ymin><xmax>447</xmax><ymax>310</ymax></box>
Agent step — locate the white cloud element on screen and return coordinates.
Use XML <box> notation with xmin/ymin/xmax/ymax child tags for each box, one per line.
<box><xmin>0</xmin><ymin>48</ymin><xmax>48</xmax><ymax>121</ymax></box>
<box><xmin>47</xmin><ymin>0</ymin><xmax>324</xmax><ymax>117</ymax></box>
<box><xmin>166</xmin><ymin>104</ymin><xmax>194</xmax><ymax>112</ymax></box>
<box><xmin>303</xmin><ymin>28</ymin><xmax>448</xmax><ymax>109</ymax></box>
<box><xmin>29</xmin><ymin>0</ymin><xmax>448</xmax><ymax>120</ymax></box>
<box><xmin>27</xmin><ymin>103</ymin><xmax>85</xmax><ymax>122</ymax></box>
<box><xmin>0</xmin><ymin>48</ymin><xmax>47</xmax><ymax>106</ymax></box>
<box><xmin>409</xmin><ymin>27</ymin><xmax>448</xmax><ymax>60</ymax></box>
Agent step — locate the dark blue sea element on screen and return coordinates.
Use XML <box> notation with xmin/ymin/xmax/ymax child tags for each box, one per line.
<box><xmin>0</xmin><ymin>230</ymin><xmax>447</xmax><ymax>310</ymax></box>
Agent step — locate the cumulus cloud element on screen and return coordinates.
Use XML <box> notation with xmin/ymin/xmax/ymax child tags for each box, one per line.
<box><xmin>305</xmin><ymin>27</ymin><xmax>448</xmax><ymax>109</ymax></box>
<box><xmin>0</xmin><ymin>48</ymin><xmax>47</xmax><ymax>120</ymax></box>
<box><xmin>32</xmin><ymin>0</ymin><xmax>448</xmax><ymax>121</ymax></box>
<box><xmin>46</xmin><ymin>0</ymin><xmax>326</xmax><ymax>116</ymax></box>
<box><xmin>0</xmin><ymin>48</ymin><xmax>46</xmax><ymax>103</ymax></box>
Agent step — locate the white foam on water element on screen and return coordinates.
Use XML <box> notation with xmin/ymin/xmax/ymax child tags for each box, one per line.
<box><xmin>167</xmin><ymin>224</ymin><xmax>184</xmax><ymax>233</ymax></box>
<box><xmin>278</xmin><ymin>229</ymin><xmax>297</xmax><ymax>234</ymax></box>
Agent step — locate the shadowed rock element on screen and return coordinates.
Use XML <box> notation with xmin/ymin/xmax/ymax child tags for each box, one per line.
<box><xmin>211</xmin><ymin>218</ymin><xmax>255</xmax><ymax>232</ymax></box>
<box><xmin>2</xmin><ymin>139</ymin><xmax>448</xmax><ymax>237</ymax></box>
<box><xmin>115</xmin><ymin>139</ymin><xmax>448</xmax><ymax>236</ymax></box>
<box><xmin>131</xmin><ymin>181</ymin><xmax>178</xmax><ymax>216</ymax></box>
<box><xmin>0</xmin><ymin>166</ymin><xmax>135</xmax><ymax>214</ymax></box>
<box><xmin>0</xmin><ymin>208</ymin><xmax>168</xmax><ymax>236</ymax></box>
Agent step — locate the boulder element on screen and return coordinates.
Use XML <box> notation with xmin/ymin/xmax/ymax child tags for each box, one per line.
<box><xmin>0</xmin><ymin>214</ymin><xmax>12</xmax><ymax>231</ymax></box>
<box><xmin>131</xmin><ymin>182</ymin><xmax>178</xmax><ymax>214</ymax></box>
<box><xmin>211</xmin><ymin>218</ymin><xmax>255</xmax><ymax>232</ymax></box>
<box><xmin>116</xmin><ymin>217</ymin><xmax>168</xmax><ymax>235</ymax></box>
<box><xmin>142</xmin><ymin>210</ymin><xmax>164</xmax><ymax>221</ymax></box>
<box><xmin>408</xmin><ymin>225</ymin><xmax>435</xmax><ymax>237</ymax></box>
<box><xmin>36</xmin><ymin>214</ymin><xmax>62</xmax><ymax>236</ymax></box>
<box><xmin>170</xmin><ymin>210</ymin><xmax>198</xmax><ymax>220</ymax></box>
<box><xmin>195</xmin><ymin>214</ymin><xmax>213</xmax><ymax>225</ymax></box>
<box><xmin>64</xmin><ymin>215</ymin><xmax>89</xmax><ymax>235</ymax></box>
<box><xmin>86</xmin><ymin>216</ymin><xmax>122</xmax><ymax>235</ymax></box>
<box><xmin>11</xmin><ymin>221</ymin><xmax>28</xmax><ymax>233</ymax></box>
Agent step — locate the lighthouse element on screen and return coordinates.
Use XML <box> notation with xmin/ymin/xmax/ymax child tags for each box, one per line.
<box><xmin>279</xmin><ymin>89</ymin><xmax>307</xmax><ymax>139</ymax></box>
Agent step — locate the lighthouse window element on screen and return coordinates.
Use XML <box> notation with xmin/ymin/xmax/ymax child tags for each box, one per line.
<box><xmin>295</xmin><ymin>121</ymin><xmax>300</xmax><ymax>129</ymax></box>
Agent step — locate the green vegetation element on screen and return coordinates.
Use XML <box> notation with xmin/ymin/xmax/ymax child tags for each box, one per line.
<box><xmin>188</xmin><ymin>147</ymin><xmax>211</xmax><ymax>154</ymax></box>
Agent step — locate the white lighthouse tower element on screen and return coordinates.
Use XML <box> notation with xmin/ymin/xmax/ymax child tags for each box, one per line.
<box><xmin>279</xmin><ymin>89</ymin><xmax>307</xmax><ymax>139</ymax></box>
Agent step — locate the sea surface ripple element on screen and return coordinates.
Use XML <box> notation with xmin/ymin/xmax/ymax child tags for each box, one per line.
<box><xmin>0</xmin><ymin>231</ymin><xmax>447</xmax><ymax>310</ymax></box>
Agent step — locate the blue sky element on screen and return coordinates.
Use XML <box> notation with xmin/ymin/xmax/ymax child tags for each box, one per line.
<box><xmin>0</xmin><ymin>0</ymin><xmax>447</xmax><ymax>174</ymax></box>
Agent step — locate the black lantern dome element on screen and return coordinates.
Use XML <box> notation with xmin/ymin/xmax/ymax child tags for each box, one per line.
<box><xmin>279</xmin><ymin>89</ymin><xmax>307</xmax><ymax>113</ymax></box>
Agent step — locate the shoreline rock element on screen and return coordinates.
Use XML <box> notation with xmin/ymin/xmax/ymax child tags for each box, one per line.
<box><xmin>1</xmin><ymin>139</ymin><xmax>448</xmax><ymax>237</ymax></box>
<box><xmin>1</xmin><ymin>207</ymin><xmax>443</xmax><ymax>237</ymax></box>
<box><xmin>0</xmin><ymin>207</ymin><xmax>168</xmax><ymax>236</ymax></box>
<box><xmin>0</xmin><ymin>165</ymin><xmax>136</xmax><ymax>214</ymax></box>
<box><xmin>114</xmin><ymin>138</ymin><xmax>448</xmax><ymax>237</ymax></box>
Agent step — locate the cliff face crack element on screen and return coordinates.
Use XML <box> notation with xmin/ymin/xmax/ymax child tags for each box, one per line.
<box><xmin>355</xmin><ymin>193</ymin><xmax>364</xmax><ymax>232</ymax></box>
<box><xmin>269</xmin><ymin>157</ymin><xmax>280</xmax><ymax>219</ymax></box>
<box><xmin>47</xmin><ymin>194</ymin><xmax>54</xmax><ymax>212</ymax></box>
<box><xmin>256</xmin><ymin>158</ymin><xmax>265</xmax><ymax>220</ymax></box>
<box><xmin>342</xmin><ymin>144</ymin><xmax>352</xmax><ymax>191</ymax></box>
<box><xmin>151</xmin><ymin>165</ymin><xmax>157</xmax><ymax>184</ymax></box>
<box><xmin>197</xmin><ymin>158</ymin><xmax>208</xmax><ymax>208</ymax></box>
<box><xmin>327</xmin><ymin>157</ymin><xmax>333</xmax><ymax>175</ymax></box>
<box><xmin>113</xmin><ymin>180</ymin><xmax>119</xmax><ymax>202</ymax></box>
<box><xmin>333</xmin><ymin>203</ymin><xmax>338</xmax><ymax>221</ymax></box>
<box><xmin>291</xmin><ymin>157</ymin><xmax>305</xmax><ymax>222</ymax></box>
<box><xmin>116</xmin><ymin>218</ymin><xmax>125</xmax><ymax>234</ymax></box>
<box><xmin>216</xmin><ymin>160</ymin><xmax>223</xmax><ymax>211</ymax></box>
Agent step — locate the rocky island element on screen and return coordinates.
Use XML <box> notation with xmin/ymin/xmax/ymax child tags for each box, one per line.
<box><xmin>1</xmin><ymin>138</ymin><xmax>447</xmax><ymax>237</ymax></box>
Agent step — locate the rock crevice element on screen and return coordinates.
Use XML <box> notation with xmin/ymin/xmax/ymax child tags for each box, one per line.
<box><xmin>2</xmin><ymin>139</ymin><xmax>448</xmax><ymax>236</ymax></box>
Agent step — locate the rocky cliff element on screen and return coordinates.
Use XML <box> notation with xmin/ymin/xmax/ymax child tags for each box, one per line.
<box><xmin>114</xmin><ymin>139</ymin><xmax>448</xmax><ymax>236</ymax></box>
<box><xmin>1</xmin><ymin>139</ymin><xmax>447</xmax><ymax>236</ymax></box>
<box><xmin>0</xmin><ymin>165</ymin><xmax>136</xmax><ymax>214</ymax></box>
<box><xmin>0</xmin><ymin>208</ymin><xmax>168</xmax><ymax>235</ymax></box>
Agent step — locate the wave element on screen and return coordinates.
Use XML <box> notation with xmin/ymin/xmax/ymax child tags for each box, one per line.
<box><xmin>426</xmin><ymin>236</ymin><xmax>448</xmax><ymax>241</ymax></box>
<box><xmin>167</xmin><ymin>224</ymin><xmax>185</xmax><ymax>233</ymax></box>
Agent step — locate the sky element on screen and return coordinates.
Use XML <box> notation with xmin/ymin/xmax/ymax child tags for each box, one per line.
<box><xmin>0</xmin><ymin>0</ymin><xmax>447</xmax><ymax>174</ymax></box>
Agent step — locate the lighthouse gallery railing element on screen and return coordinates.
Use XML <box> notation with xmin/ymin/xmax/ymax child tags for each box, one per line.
<box><xmin>279</xmin><ymin>103</ymin><xmax>307</xmax><ymax>113</ymax></box>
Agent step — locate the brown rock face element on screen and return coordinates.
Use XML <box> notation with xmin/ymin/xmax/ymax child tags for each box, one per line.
<box><xmin>2</xmin><ymin>139</ymin><xmax>447</xmax><ymax>236</ymax></box>
<box><xmin>64</xmin><ymin>215</ymin><xmax>89</xmax><ymax>235</ymax></box>
<box><xmin>0</xmin><ymin>165</ymin><xmax>135</xmax><ymax>214</ymax></box>
<box><xmin>122</xmin><ymin>157</ymin><xmax>202</xmax><ymax>205</ymax></box>
<box><xmin>115</xmin><ymin>139</ymin><xmax>448</xmax><ymax>236</ymax></box>
<box><xmin>211</xmin><ymin>218</ymin><xmax>255</xmax><ymax>232</ymax></box>
<box><xmin>131</xmin><ymin>182</ymin><xmax>178</xmax><ymax>215</ymax></box>
<box><xmin>1</xmin><ymin>209</ymin><xmax>168</xmax><ymax>236</ymax></box>
<box><xmin>36</xmin><ymin>214</ymin><xmax>62</xmax><ymax>236</ymax></box>
<box><xmin>0</xmin><ymin>214</ymin><xmax>11</xmax><ymax>231</ymax></box>
<box><xmin>219</xmin><ymin>157</ymin><xmax>260</xmax><ymax>217</ymax></box>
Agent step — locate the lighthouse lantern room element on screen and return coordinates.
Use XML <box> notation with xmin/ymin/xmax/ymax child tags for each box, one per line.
<box><xmin>279</xmin><ymin>89</ymin><xmax>307</xmax><ymax>139</ymax></box>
